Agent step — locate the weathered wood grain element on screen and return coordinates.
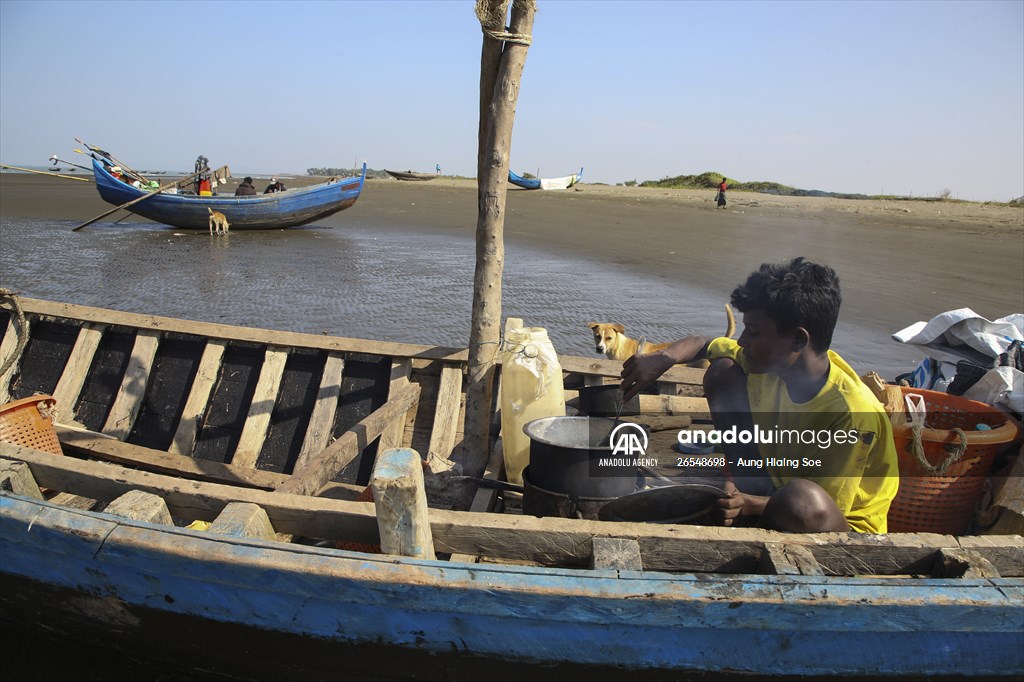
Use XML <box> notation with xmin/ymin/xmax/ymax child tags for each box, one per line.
<box><xmin>0</xmin><ymin>316</ymin><xmax>30</xmax><ymax>404</ymax></box>
<box><xmin>58</xmin><ymin>423</ymin><xmax>285</xmax><ymax>489</ymax></box>
<box><xmin>295</xmin><ymin>353</ymin><xmax>345</xmax><ymax>469</ymax></box>
<box><xmin>371</xmin><ymin>448</ymin><xmax>435</xmax><ymax>559</ymax></box>
<box><xmin>51</xmin><ymin>322</ymin><xmax>106</xmax><ymax>424</ymax></box>
<box><xmin>17</xmin><ymin>297</ymin><xmax>467</xmax><ymax>363</ymax></box>
<box><xmin>7</xmin><ymin>442</ymin><xmax>1022</xmax><ymax>577</ymax></box>
<box><xmin>105</xmin><ymin>489</ymin><xmax>173</xmax><ymax>525</ymax></box>
<box><xmin>279</xmin><ymin>383</ymin><xmax>421</xmax><ymax>496</ymax></box>
<box><xmin>378</xmin><ymin>358</ymin><xmax>412</xmax><ymax>452</ymax></box>
<box><xmin>591</xmin><ymin>537</ymin><xmax>643</xmax><ymax>571</ymax></box>
<box><xmin>101</xmin><ymin>329</ymin><xmax>160</xmax><ymax>440</ymax></box>
<box><xmin>0</xmin><ymin>457</ymin><xmax>43</xmax><ymax>500</ymax></box>
<box><xmin>428</xmin><ymin>365</ymin><xmax>463</xmax><ymax>461</ymax></box>
<box><xmin>448</xmin><ymin>439</ymin><xmax>505</xmax><ymax>564</ymax></box>
<box><xmin>760</xmin><ymin>542</ymin><xmax>825</xmax><ymax>576</ymax></box>
<box><xmin>232</xmin><ymin>348</ymin><xmax>289</xmax><ymax>469</ymax></box>
<box><xmin>169</xmin><ymin>339</ymin><xmax>226</xmax><ymax>456</ymax></box>
<box><xmin>934</xmin><ymin>548</ymin><xmax>1001</xmax><ymax>578</ymax></box>
<box><xmin>209</xmin><ymin>502</ymin><xmax>276</xmax><ymax>540</ymax></box>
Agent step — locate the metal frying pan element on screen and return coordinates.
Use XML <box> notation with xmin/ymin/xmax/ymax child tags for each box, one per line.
<box><xmin>598</xmin><ymin>483</ymin><xmax>728</xmax><ymax>524</ymax></box>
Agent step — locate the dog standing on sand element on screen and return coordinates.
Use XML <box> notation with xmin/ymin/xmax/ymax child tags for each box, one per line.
<box><xmin>208</xmin><ymin>208</ymin><xmax>229</xmax><ymax>235</ymax></box>
<box><xmin>588</xmin><ymin>305</ymin><xmax>736</xmax><ymax>368</ymax></box>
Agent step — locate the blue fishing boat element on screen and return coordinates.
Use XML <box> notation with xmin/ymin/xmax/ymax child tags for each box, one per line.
<box><xmin>91</xmin><ymin>158</ymin><xmax>366</xmax><ymax>230</ymax></box>
<box><xmin>0</xmin><ymin>296</ymin><xmax>1022</xmax><ymax>680</ymax></box>
<box><xmin>509</xmin><ymin>167</ymin><xmax>583</xmax><ymax>190</ymax></box>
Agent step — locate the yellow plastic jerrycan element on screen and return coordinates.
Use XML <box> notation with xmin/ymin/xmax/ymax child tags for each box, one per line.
<box><xmin>500</xmin><ymin>326</ymin><xmax>566</xmax><ymax>485</ymax></box>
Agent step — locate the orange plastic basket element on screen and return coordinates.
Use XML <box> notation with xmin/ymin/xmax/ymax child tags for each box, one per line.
<box><xmin>0</xmin><ymin>395</ymin><xmax>63</xmax><ymax>455</ymax></box>
<box><xmin>888</xmin><ymin>387</ymin><xmax>1022</xmax><ymax>534</ymax></box>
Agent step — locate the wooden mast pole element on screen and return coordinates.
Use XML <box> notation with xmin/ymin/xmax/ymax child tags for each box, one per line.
<box><xmin>460</xmin><ymin>0</ymin><xmax>536</xmax><ymax>486</ymax></box>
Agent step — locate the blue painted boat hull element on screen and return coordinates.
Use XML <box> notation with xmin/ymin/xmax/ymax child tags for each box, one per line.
<box><xmin>1</xmin><ymin>493</ymin><xmax>1021</xmax><ymax>680</ymax></box>
<box><xmin>509</xmin><ymin>167</ymin><xmax>583</xmax><ymax>190</ymax></box>
<box><xmin>91</xmin><ymin>159</ymin><xmax>366</xmax><ymax>230</ymax></box>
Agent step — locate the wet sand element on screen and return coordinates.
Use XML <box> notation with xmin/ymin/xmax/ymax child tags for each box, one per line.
<box><xmin>359</xmin><ymin>176</ymin><xmax>1024</xmax><ymax>335</ymax></box>
<box><xmin>1</xmin><ymin>172</ymin><xmax>1022</xmax><ymax>377</ymax></box>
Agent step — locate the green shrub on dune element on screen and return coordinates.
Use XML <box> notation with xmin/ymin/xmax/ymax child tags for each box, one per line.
<box><xmin>641</xmin><ymin>171</ymin><xmax>796</xmax><ymax>194</ymax></box>
<box><xmin>641</xmin><ymin>172</ymin><xmax>723</xmax><ymax>189</ymax></box>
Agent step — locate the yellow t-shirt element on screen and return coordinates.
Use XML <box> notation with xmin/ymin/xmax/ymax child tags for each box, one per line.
<box><xmin>706</xmin><ymin>338</ymin><xmax>899</xmax><ymax>533</ymax></box>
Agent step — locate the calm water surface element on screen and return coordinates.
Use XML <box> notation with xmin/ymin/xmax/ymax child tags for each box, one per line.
<box><xmin>0</xmin><ymin>216</ymin><xmax>918</xmax><ymax>376</ymax></box>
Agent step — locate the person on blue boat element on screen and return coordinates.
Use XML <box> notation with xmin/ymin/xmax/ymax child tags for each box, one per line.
<box><xmin>235</xmin><ymin>177</ymin><xmax>257</xmax><ymax>196</ymax></box>
<box><xmin>264</xmin><ymin>177</ymin><xmax>286</xmax><ymax>193</ymax></box>
<box><xmin>619</xmin><ymin>257</ymin><xmax>899</xmax><ymax>533</ymax></box>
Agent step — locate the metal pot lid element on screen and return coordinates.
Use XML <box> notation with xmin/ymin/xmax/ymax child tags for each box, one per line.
<box><xmin>523</xmin><ymin>415</ymin><xmax>618</xmax><ymax>450</ymax></box>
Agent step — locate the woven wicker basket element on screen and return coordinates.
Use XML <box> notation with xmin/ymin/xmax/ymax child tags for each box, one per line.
<box><xmin>888</xmin><ymin>387</ymin><xmax>1022</xmax><ymax>534</ymax></box>
<box><xmin>0</xmin><ymin>395</ymin><xmax>62</xmax><ymax>455</ymax></box>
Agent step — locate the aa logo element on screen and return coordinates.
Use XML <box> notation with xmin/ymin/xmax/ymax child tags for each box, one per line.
<box><xmin>610</xmin><ymin>422</ymin><xmax>648</xmax><ymax>457</ymax></box>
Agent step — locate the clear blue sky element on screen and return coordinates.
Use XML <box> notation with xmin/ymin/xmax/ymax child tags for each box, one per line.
<box><xmin>2</xmin><ymin>0</ymin><xmax>1022</xmax><ymax>201</ymax></box>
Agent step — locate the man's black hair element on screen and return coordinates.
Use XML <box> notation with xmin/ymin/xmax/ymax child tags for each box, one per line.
<box><xmin>730</xmin><ymin>257</ymin><xmax>842</xmax><ymax>351</ymax></box>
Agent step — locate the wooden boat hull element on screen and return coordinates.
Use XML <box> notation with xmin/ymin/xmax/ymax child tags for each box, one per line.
<box><xmin>0</xmin><ymin>296</ymin><xmax>1022</xmax><ymax>679</ymax></box>
<box><xmin>509</xmin><ymin>167</ymin><xmax>583</xmax><ymax>190</ymax></box>
<box><xmin>385</xmin><ymin>169</ymin><xmax>437</xmax><ymax>181</ymax></box>
<box><xmin>92</xmin><ymin>160</ymin><xmax>366</xmax><ymax>230</ymax></box>
<box><xmin>3</xmin><ymin>492</ymin><xmax>1022</xmax><ymax>680</ymax></box>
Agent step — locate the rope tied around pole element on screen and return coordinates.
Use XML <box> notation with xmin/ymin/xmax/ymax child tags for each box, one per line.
<box><xmin>0</xmin><ymin>288</ymin><xmax>28</xmax><ymax>378</ymax></box>
<box><xmin>475</xmin><ymin>0</ymin><xmax>511</xmax><ymax>29</ymax></box>
<box><xmin>475</xmin><ymin>0</ymin><xmax>534</xmax><ymax>44</ymax></box>
<box><xmin>908</xmin><ymin>423</ymin><xmax>968</xmax><ymax>475</ymax></box>
<box><xmin>482</xmin><ymin>27</ymin><xmax>533</xmax><ymax>45</ymax></box>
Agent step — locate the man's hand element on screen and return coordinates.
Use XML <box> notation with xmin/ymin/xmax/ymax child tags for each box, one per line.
<box><xmin>715</xmin><ymin>480</ymin><xmax>747</xmax><ymax>526</ymax></box>
<box><xmin>619</xmin><ymin>350</ymin><xmax>677</xmax><ymax>402</ymax></box>
<box><xmin>618</xmin><ymin>335</ymin><xmax>710</xmax><ymax>401</ymax></box>
<box><xmin>714</xmin><ymin>480</ymin><xmax>770</xmax><ymax>526</ymax></box>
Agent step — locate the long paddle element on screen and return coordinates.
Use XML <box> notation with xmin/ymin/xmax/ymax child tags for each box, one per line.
<box><xmin>72</xmin><ymin>166</ymin><xmax>209</xmax><ymax>232</ymax></box>
<box><xmin>74</xmin><ymin>139</ymin><xmax>148</xmax><ymax>184</ymax></box>
<box><xmin>0</xmin><ymin>163</ymin><xmax>90</xmax><ymax>182</ymax></box>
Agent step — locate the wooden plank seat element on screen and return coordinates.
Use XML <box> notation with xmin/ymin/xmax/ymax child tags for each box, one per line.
<box><xmin>5</xmin><ymin>443</ymin><xmax>1022</xmax><ymax>578</ymax></box>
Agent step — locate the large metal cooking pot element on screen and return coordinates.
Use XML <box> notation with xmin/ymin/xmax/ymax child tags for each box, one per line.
<box><xmin>523</xmin><ymin>416</ymin><xmax>641</xmax><ymax>499</ymax></box>
<box><xmin>521</xmin><ymin>467</ymin><xmax>615</xmax><ymax>520</ymax></box>
<box><xmin>576</xmin><ymin>385</ymin><xmax>640</xmax><ymax>418</ymax></box>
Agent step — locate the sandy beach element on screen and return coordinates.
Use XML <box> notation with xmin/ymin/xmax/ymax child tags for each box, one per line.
<box><xmin>1</xmin><ymin>171</ymin><xmax>1022</xmax><ymax>376</ymax></box>
<box><xmin>407</xmin><ymin>178</ymin><xmax>1024</xmax><ymax>334</ymax></box>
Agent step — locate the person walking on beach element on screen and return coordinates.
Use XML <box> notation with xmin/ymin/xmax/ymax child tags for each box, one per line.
<box><xmin>716</xmin><ymin>177</ymin><xmax>728</xmax><ymax>208</ymax></box>
<box><xmin>235</xmin><ymin>177</ymin><xmax>257</xmax><ymax>196</ymax></box>
<box><xmin>619</xmin><ymin>257</ymin><xmax>899</xmax><ymax>533</ymax></box>
<box><xmin>435</xmin><ymin>163</ymin><xmax>441</xmax><ymax>175</ymax></box>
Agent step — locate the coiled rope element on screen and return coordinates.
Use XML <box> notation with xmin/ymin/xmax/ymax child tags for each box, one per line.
<box><xmin>0</xmin><ymin>288</ymin><xmax>27</xmax><ymax>378</ymax></box>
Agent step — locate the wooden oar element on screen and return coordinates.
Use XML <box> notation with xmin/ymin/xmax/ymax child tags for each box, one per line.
<box><xmin>0</xmin><ymin>164</ymin><xmax>90</xmax><ymax>182</ymax></box>
<box><xmin>72</xmin><ymin>166</ymin><xmax>208</xmax><ymax>232</ymax></box>
<box><xmin>74</xmin><ymin>139</ymin><xmax>148</xmax><ymax>184</ymax></box>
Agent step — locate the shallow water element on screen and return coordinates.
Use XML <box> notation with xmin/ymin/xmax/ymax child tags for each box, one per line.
<box><xmin>0</xmin><ymin>216</ymin><xmax>920</xmax><ymax>377</ymax></box>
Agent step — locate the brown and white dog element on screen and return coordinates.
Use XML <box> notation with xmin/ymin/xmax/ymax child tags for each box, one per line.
<box><xmin>588</xmin><ymin>304</ymin><xmax>736</xmax><ymax>367</ymax></box>
<box><xmin>208</xmin><ymin>207</ymin><xmax>230</xmax><ymax>234</ymax></box>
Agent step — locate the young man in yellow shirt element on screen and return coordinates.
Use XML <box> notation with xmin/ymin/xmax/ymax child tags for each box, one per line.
<box><xmin>620</xmin><ymin>258</ymin><xmax>899</xmax><ymax>533</ymax></box>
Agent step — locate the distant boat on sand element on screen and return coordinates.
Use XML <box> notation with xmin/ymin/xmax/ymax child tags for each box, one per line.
<box><xmin>509</xmin><ymin>167</ymin><xmax>583</xmax><ymax>190</ymax></box>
